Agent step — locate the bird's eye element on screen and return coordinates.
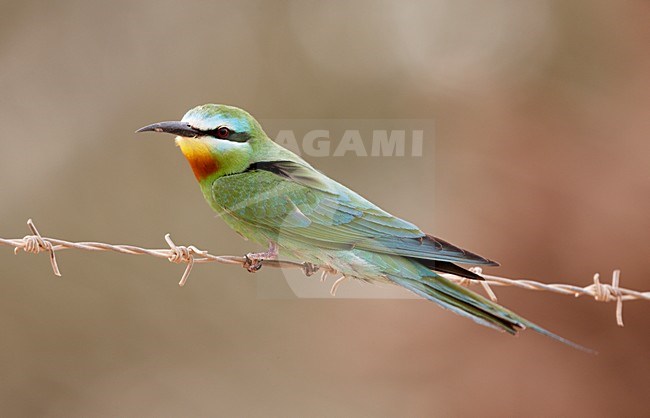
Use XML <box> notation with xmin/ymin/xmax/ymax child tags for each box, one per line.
<box><xmin>216</xmin><ymin>126</ymin><xmax>231</xmax><ymax>139</ymax></box>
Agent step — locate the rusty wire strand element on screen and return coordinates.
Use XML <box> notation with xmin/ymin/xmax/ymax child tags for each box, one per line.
<box><xmin>2</xmin><ymin>219</ymin><xmax>648</xmax><ymax>327</ymax></box>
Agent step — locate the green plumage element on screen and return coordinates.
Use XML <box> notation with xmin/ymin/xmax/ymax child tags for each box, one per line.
<box><xmin>139</xmin><ymin>104</ymin><xmax>589</xmax><ymax>351</ymax></box>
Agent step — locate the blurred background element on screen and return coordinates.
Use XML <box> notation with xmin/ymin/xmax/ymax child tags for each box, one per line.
<box><xmin>1</xmin><ymin>0</ymin><xmax>649</xmax><ymax>416</ymax></box>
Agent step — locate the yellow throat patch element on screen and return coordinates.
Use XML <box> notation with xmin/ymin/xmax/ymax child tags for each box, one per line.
<box><xmin>176</xmin><ymin>137</ymin><xmax>219</xmax><ymax>181</ymax></box>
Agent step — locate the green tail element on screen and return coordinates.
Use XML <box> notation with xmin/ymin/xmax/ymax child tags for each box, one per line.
<box><xmin>389</xmin><ymin>272</ymin><xmax>593</xmax><ymax>352</ymax></box>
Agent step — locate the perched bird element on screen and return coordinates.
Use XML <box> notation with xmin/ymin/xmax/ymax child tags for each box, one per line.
<box><xmin>138</xmin><ymin>104</ymin><xmax>586</xmax><ymax>350</ymax></box>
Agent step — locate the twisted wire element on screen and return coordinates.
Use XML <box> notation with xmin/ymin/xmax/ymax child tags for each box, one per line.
<box><xmin>2</xmin><ymin>219</ymin><xmax>648</xmax><ymax>327</ymax></box>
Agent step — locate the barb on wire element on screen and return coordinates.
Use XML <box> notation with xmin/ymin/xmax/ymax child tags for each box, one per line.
<box><xmin>164</xmin><ymin>233</ymin><xmax>207</xmax><ymax>287</ymax></box>
<box><xmin>1</xmin><ymin>219</ymin><xmax>648</xmax><ymax>326</ymax></box>
<box><xmin>14</xmin><ymin>219</ymin><xmax>61</xmax><ymax>276</ymax></box>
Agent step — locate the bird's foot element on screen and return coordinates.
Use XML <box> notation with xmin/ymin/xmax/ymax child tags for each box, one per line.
<box><xmin>243</xmin><ymin>242</ymin><xmax>278</xmax><ymax>273</ymax></box>
<box><xmin>301</xmin><ymin>262</ymin><xmax>320</xmax><ymax>277</ymax></box>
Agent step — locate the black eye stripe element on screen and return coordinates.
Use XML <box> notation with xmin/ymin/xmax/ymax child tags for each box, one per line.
<box><xmin>201</xmin><ymin>127</ymin><xmax>252</xmax><ymax>143</ymax></box>
<box><xmin>202</xmin><ymin>126</ymin><xmax>237</xmax><ymax>139</ymax></box>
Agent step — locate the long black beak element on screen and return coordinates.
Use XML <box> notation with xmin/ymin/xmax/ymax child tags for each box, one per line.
<box><xmin>135</xmin><ymin>121</ymin><xmax>202</xmax><ymax>137</ymax></box>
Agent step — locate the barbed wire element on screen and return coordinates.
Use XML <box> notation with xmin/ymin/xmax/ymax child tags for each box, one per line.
<box><xmin>1</xmin><ymin>219</ymin><xmax>648</xmax><ymax>327</ymax></box>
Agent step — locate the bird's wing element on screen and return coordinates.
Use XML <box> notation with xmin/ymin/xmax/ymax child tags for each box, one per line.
<box><xmin>213</xmin><ymin>160</ymin><xmax>497</xmax><ymax>266</ymax></box>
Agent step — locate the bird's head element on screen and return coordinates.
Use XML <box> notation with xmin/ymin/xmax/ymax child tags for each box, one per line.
<box><xmin>137</xmin><ymin>104</ymin><xmax>266</xmax><ymax>182</ymax></box>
